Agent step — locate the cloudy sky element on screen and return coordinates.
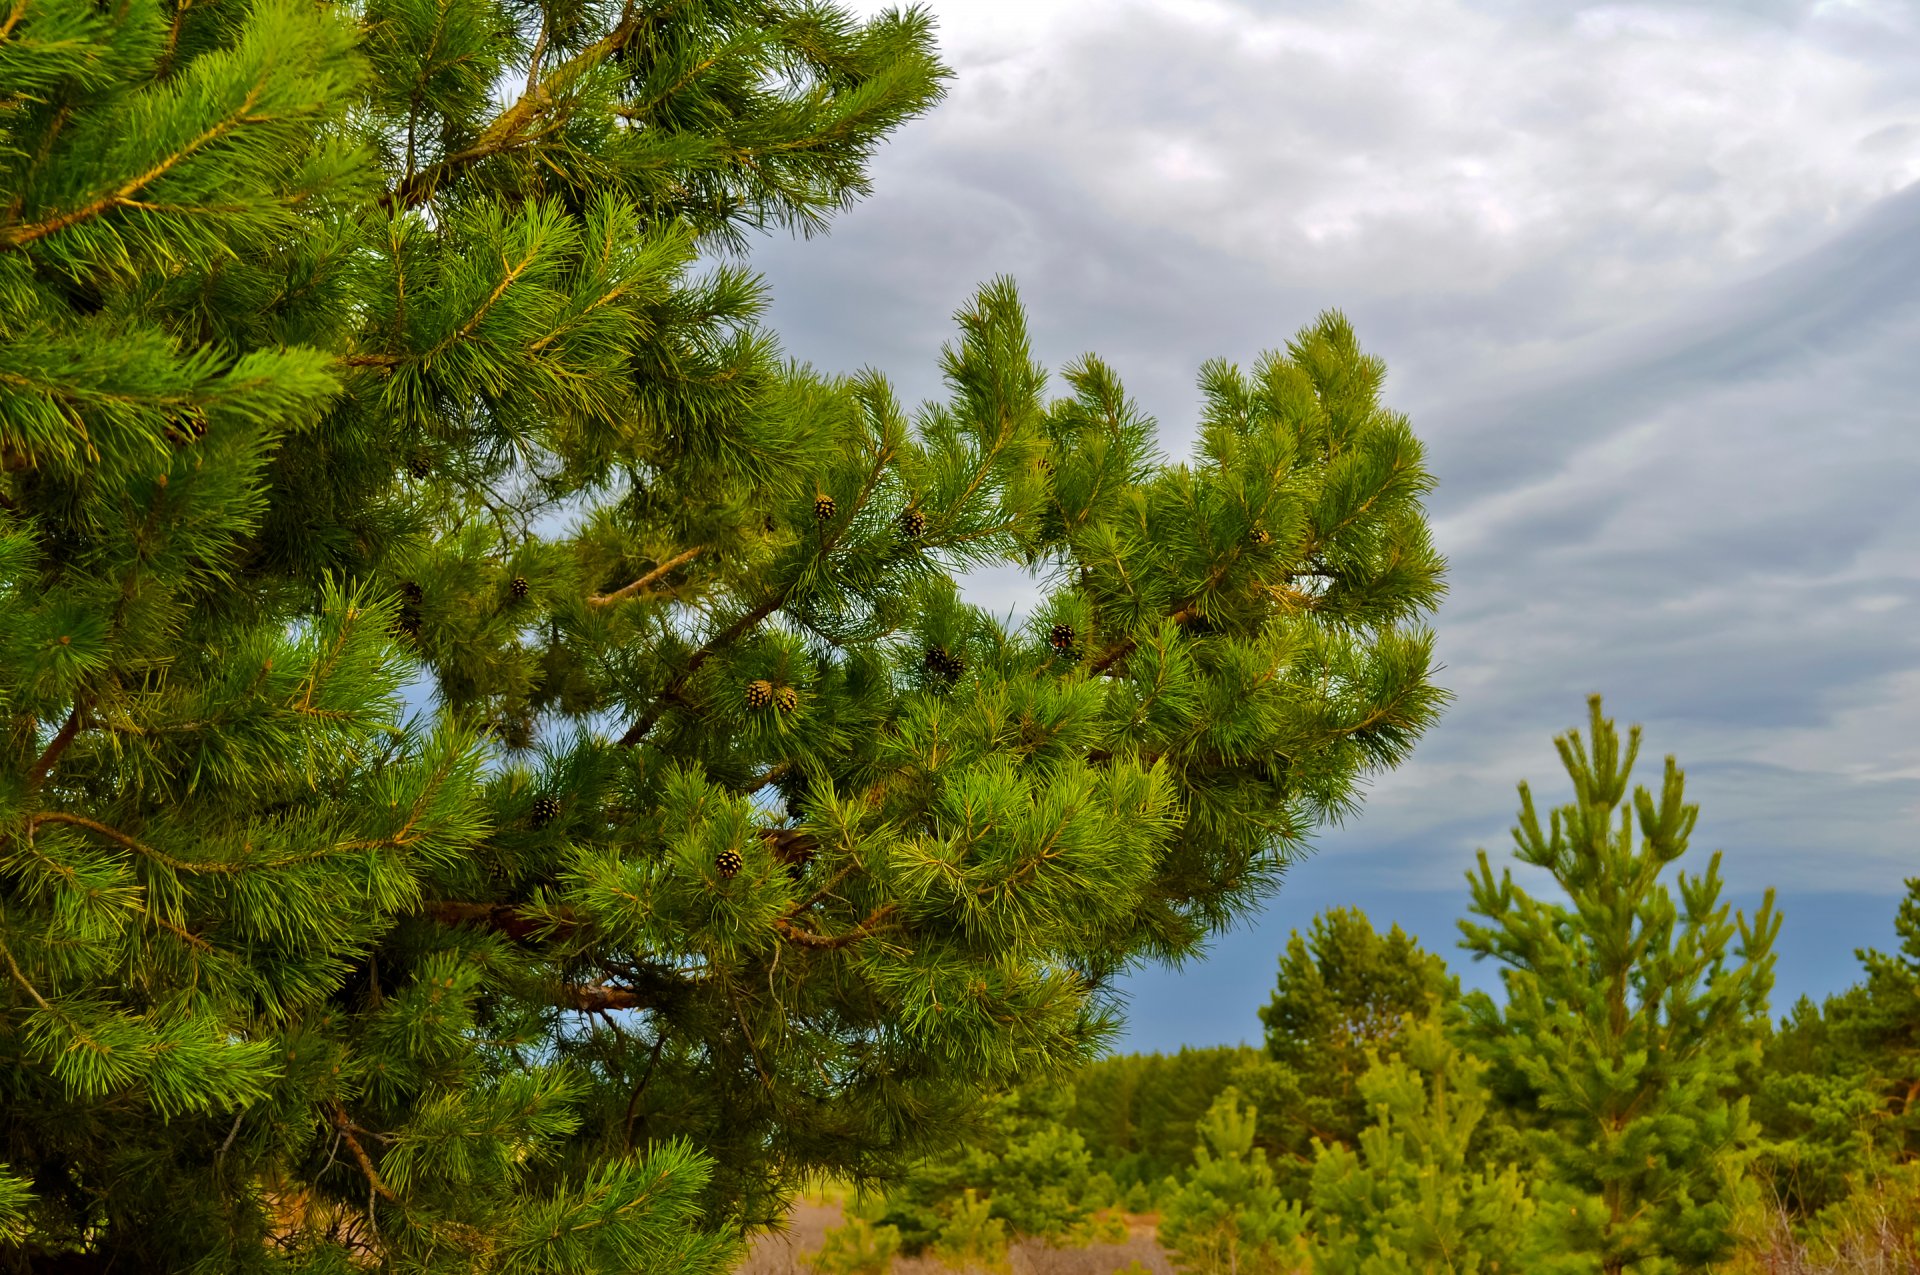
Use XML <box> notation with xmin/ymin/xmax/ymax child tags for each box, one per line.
<box><xmin>733</xmin><ymin>0</ymin><xmax>1920</xmax><ymax>1051</ymax></box>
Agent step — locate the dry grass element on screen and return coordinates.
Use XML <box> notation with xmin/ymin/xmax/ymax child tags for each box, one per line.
<box><xmin>734</xmin><ymin>1199</ymin><xmax>1173</xmax><ymax>1275</ymax></box>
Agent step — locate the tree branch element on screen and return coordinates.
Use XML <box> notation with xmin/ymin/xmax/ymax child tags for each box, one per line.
<box><xmin>773</xmin><ymin>903</ymin><xmax>897</xmax><ymax>950</ymax></box>
<box><xmin>26</xmin><ymin>811</ymin><xmax>246</xmax><ymax>874</ymax></box>
<box><xmin>328</xmin><ymin>1105</ymin><xmax>399</xmax><ymax>1204</ymax></box>
<box><xmin>26</xmin><ymin>703</ymin><xmax>84</xmax><ymax>792</ymax></box>
<box><xmin>616</xmin><ymin>589</ymin><xmax>787</xmax><ymax>746</ymax></box>
<box><xmin>1088</xmin><ymin>606</ymin><xmax>1195</xmax><ymax>677</ymax></box>
<box><xmin>378</xmin><ymin>1</ymin><xmax>641</xmax><ymax>212</ymax></box>
<box><xmin>588</xmin><ymin>545</ymin><xmax>705</xmax><ymax>607</ymax></box>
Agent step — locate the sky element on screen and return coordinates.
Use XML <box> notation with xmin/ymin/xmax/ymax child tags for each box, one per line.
<box><xmin>720</xmin><ymin>0</ymin><xmax>1920</xmax><ymax>1052</ymax></box>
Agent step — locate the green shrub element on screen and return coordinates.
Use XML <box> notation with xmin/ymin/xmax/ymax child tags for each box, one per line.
<box><xmin>803</xmin><ymin>1216</ymin><xmax>902</xmax><ymax>1275</ymax></box>
<box><xmin>1159</xmin><ymin>1088</ymin><xmax>1308</xmax><ymax>1274</ymax></box>
<box><xmin>930</xmin><ymin>1188</ymin><xmax>1010</xmax><ymax>1274</ymax></box>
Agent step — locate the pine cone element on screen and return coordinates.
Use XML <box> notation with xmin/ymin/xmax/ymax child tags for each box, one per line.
<box><xmin>897</xmin><ymin>508</ymin><xmax>926</xmax><ymax>539</ymax></box>
<box><xmin>814</xmin><ymin>494</ymin><xmax>836</xmax><ymax>522</ymax></box>
<box><xmin>400</xmin><ymin>581</ymin><xmax>423</xmax><ymax>605</ymax></box>
<box><xmin>407</xmin><ymin>452</ymin><xmax>432</xmax><ymax>480</ymax></box>
<box><xmin>1049</xmin><ymin>623</ymin><xmax>1076</xmax><ymax>651</ymax></box>
<box><xmin>509</xmin><ymin>576</ymin><xmax>530</xmax><ymax>599</ymax></box>
<box><xmin>1248</xmin><ymin>526</ymin><xmax>1272</xmax><ymax>547</ymax></box>
<box><xmin>715</xmin><ymin>848</ymin><xmax>743</xmax><ymax>879</ymax></box>
<box><xmin>745</xmin><ymin>679</ymin><xmax>774</xmax><ymax>710</ymax></box>
<box><xmin>924</xmin><ymin>645</ymin><xmax>963</xmax><ymax>681</ymax></box>
<box><xmin>530</xmin><ymin>795</ymin><xmax>560</xmax><ymax>827</ymax></box>
<box><xmin>773</xmin><ymin>685</ymin><xmax>798</xmax><ymax>714</ymax></box>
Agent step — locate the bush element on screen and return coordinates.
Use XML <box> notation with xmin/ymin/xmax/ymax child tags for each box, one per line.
<box><xmin>931</xmin><ymin>1188</ymin><xmax>1011</xmax><ymax>1274</ymax></box>
<box><xmin>804</xmin><ymin>1217</ymin><xmax>902</xmax><ymax>1275</ymax></box>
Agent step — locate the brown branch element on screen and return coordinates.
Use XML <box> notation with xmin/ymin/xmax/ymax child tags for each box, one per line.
<box><xmin>616</xmin><ymin>589</ymin><xmax>787</xmax><ymax>746</ymax></box>
<box><xmin>27</xmin><ymin>811</ymin><xmax>245</xmax><ymax>874</ymax></box>
<box><xmin>1087</xmin><ymin>606</ymin><xmax>1195</xmax><ymax>677</ymax></box>
<box><xmin>328</xmin><ymin>1106</ymin><xmax>399</xmax><ymax>1204</ymax></box>
<box><xmin>0</xmin><ymin>936</ymin><xmax>50</xmax><ymax>1010</ymax></box>
<box><xmin>420</xmin><ymin>900</ymin><xmax>577</xmax><ymax>943</ymax></box>
<box><xmin>565</xmin><ymin>983</ymin><xmax>657</xmax><ymax>1013</ymax></box>
<box><xmin>379</xmin><ymin>1</ymin><xmax>640</xmax><ymax>212</ymax></box>
<box><xmin>1</xmin><ymin>82</ymin><xmax>266</xmax><ymax>250</ymax></box>
<box><xmin>149</xmin><ymin>913</ymin><xmax>213</xmax><ymax>953</ymax></box>
<box><xmin>588</xmin><ymin>545</ymin><xmax>706</xmax><ymax>607</ymax></box>
<box><xmin>743</xmin><ymin>762</ymin><xmax>790</xmax><ymax>794</ymax></box>
<box><xmin>774</xmin><ymin>903</ymin><xmax>898</xmax><ymax>951</ymax></box>
<box><xmin>26</xmin><ymin>704</ymin><xmax>83</xmax><ymax>792</ymax></box>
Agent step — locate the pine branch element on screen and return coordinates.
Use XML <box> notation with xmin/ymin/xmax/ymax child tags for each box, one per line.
<box><xmin>378</xmin><ymin>1</ymin><xmax>642</xmax><ymax>212</ymax></box>
<box><xmin>773</xmin><ymin>903</ymin><xmax>898</xmax><ymax>950</ymax></box>
<box><xmin>0</xmin><ymin>937</ymin><xmax>51</xmax><ymax>1010</ymax></box>
<box><xmin>25</xmin><ymin>811</ymin><xmax>247</xmax><ymax>874</ymax></box>
<box><xmin>615</xmin><ymin>438</ymin><xmax>896</xmax><ymax>746</ymax></box>
<box><xmin>1088</xmin><ymin>606</ymin><xmax>1196</xmax><ymax>677</ymax></box>
<box><xmin>25</xmin><ymin>703</ymin><xmax>84</xmax><ymax>792</ymax></box>
<box><xmin>588</xmin><ymin>545</ymin><xmax>706</xmax><ymax>606</ymax></box>
<box><xmin>328</xmin><ymin>1105</ymin><xmax>399</xmax><ymax>1204</ymax></box>
<box><xmin>0</xmin><ymin>78</ymin><xmax>270</xmax><ymax>249</ymax></box>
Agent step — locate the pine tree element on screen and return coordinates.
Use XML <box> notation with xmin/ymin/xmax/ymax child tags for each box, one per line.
<box><xmin>0</xmin><ymin>0</ymin><xmax>1450</xmax><ymax>1269</ymax></box>
<box><xmin>1307</xmin><ymin>1016</ymin><xmax>1543</xmax><ymax>1275</ymax></box>
<box><xmin>1842</xmin><ymin>877</ymin><xmax>1920</xmax><ymax>1158</ymax></box>
<box><xmin>930</xmin><ymin>1188</ymin><xmax>1010</xmax><ymax>1275</ymax></box>
<box><xmin>1748</xmin><ymin>992</ymin><xmax>1886</xmax><ymax>1220</ymax></box>
<box><xmin>1159</xmin><ymin>1088</ymin><xmax>1309</xmax><ymax>1275</ymax></box>
<box><xmin>1456</xmin><ymin>695</ymin><xmax>1781</xmax><ymax>1274</ymax></box>
<box><xmin>1252</xmin><ymin>906</ymin><xmax>1457</xmax><ymax>1195</ymax></box>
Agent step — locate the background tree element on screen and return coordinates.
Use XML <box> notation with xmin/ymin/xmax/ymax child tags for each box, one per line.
<box><xmin>1159</xmin><ymin>1088</ymin><xmax>1308</xmax><ymax>1275</ymax></box>
<box><xmin>1841</xmin><ymin>877</ymin><xmax>1920</xmax><ymax>1160</ymax></box>
<box><xmin>0</xmin><ymin>0</ymin><xmax>1451</xmax><ymax>1269</ymax></box>
<box><xmin>1251</xmin><ymin>906</ymin><xmax>1457</xmax><ymax>1196</ymax></box>
<box><xmin>1748</xmin><ymin>991</ymin><xmax>1887</xmax><ymax>1221</ymax></box>
<box><xmin>1456</xmin><ymin>695</ymin><xmax>1780</xmax><ymax>1274</ymax></box>
<box><xmin>1065</xmin><ymin>1045</ymin><xmax>1264</xmax><ymax>1191</ymax></box>
<box><xmin>1307</xmin><ymin>1016</ymin><xmax>1543</xmax><ymax>1275</ymax></box>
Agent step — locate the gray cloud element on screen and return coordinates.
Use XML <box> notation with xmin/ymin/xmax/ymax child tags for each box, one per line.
<box><xmin>731</xmin><ymin>0</ymin><xmax>1920</xmax><ymax>1044</ymax></box>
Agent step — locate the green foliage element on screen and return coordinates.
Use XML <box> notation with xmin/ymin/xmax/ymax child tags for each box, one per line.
<box><xmin>1844</xmin><ymin>877</ymin><xmax>1920</xmax><ymax>1159</ymax></box>
<box><xmin>0</xmin><ymin>0</ymin><xmax>1452</xmax><ymax>1267</ymax></box>
<box><xmin>1307</xmin><ymin>1017</ymin><xmax>1542</xmax><ymax>1274</ymax></box>
<box><xmin>804</xmin><ymin>1216</ymin><xmax>902</xmax><ymax>1275</ymax></box>
<box><xmin>1159</xmin><ymin>1088</ymin><xmax>1309</xmax><ymax>1275</ymax></box>
<box><xmin>0</xmin><ymin>1168</ymin><xmax>26</xmax><ymax>1245</ymax></box>
<box><xmin>930</xmin><ymin>1188</ymin><xmax>1010</xmax><ymax>1274</ymax></box>
<box><xmin>1256</xmin><ymin>907</ymin><xmax>1457</xmax><ymax>1195</ymax></box>
<box><xmin>1066</xmin><ymin>1045</ymin><xmax>1266</xmax><ymax>1186</ymax></box>
<box><xmin>878</xmin><ymin>1082</ymin><xmax>1097</xmax><ymax>1249</ymax></box>
<box><xmin>1456</xmin><ymin>695</ymin><xmax>1780</xmax><ymax>1274</ymax></box>
<box><xmin>1749</xmin><ymin>992</ymin><xmax>1887</xmax><ymax>1220</ymax></box>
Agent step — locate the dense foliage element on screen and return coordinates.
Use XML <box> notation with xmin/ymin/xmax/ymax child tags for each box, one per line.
<box><xmin>0</xmin><ymin>0</ymin><xmax>1454</xmax><ymax>1269</ymax></box>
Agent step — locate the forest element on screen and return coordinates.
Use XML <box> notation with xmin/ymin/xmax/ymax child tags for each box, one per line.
<box><xmin>0</xmin><ymin>0</ymin><xmax>1911</xmax><ymax>1272</ymax></box>
<box><xmin>750</xmin><ymin>699</ymin><xmax>1920</xmax><ymax>1274</ymax></box>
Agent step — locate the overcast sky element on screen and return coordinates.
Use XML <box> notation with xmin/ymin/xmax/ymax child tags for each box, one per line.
<box><xmin>732</xmin><ymin>0</ymin><xmax>1920</xmax><ymax>1051</ymax></box>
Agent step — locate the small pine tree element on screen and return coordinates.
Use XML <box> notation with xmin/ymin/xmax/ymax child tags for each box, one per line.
<box><xmin>1159</xmin><ymin>1088</ymin><xmax>1309</xmax><ymax>1275</ymax></box>
<box><xmin>1255</xmin><ymin>907</ymin><xmax>1458</xmax><ymax>1193</ymax></box>
<box><xmin>931</xmin><ymin>1188</ymin><xmax>1011</xmax><ymax>1274</ymax></box>
<box><xmin>1456</xmin><ymin>695</ymin><xmax>1781</xmax><ymax>1274</ymax></box>
<box><xmin>805</xmin><ymin>1217</ymin><xmax>902</xmax><ymax>1275</ymax></box>
<box><xmin>1307</xmin><ymin>1016</ymin><xmax>1543</xmax><ymax>1274</ymax></box>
